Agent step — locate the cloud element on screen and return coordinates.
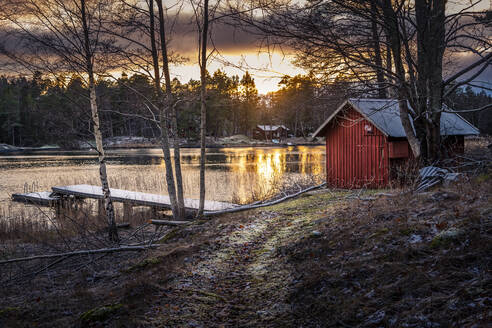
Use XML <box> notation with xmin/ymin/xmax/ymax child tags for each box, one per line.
<box><xmin>158</xmin><ymin>14</ymin><xmax>272</xmax><ymax>57</ymax></box>
<box><xmin>444</xmin><ymin>51</ymin><xmax>492</xmax><ymax>94</ymax></box>
<box><xmin>0</xmin><ymin>9</ymin><xmax>489</xmax><ymax>95</ymax></box>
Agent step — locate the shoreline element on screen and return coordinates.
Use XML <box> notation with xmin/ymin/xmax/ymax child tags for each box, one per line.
<box><xmin>0</xmin><ymin>142</ymin><xmax>325</xmax><ymax>155</ymax></box>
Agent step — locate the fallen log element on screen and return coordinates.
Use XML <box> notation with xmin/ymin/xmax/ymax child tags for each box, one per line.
<box><xmin>203</xmin><ymin>182</ymin><xmax>327</xmax><ymax>217</ymax></box>
<box><xmin>150</xmin><ymin>219</ymin><xmax>192</xmax><ymax>226</ymax></box>
<box><xmin>0</xmin><ymin>245</ymin><xmax>161</xmax><ymax>265</ymax></box>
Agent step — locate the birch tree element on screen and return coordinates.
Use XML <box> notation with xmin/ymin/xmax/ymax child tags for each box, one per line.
<box><xmin>1</xmin><ymin>0</ymin><xmax>120</xmax><ymax>241</ymax></box>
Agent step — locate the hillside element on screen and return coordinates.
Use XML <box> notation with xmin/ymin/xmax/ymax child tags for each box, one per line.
<box><xmin>1</xmin><ymin>170</ymin><xmax>491</xmax><ymax>327</ymax></box>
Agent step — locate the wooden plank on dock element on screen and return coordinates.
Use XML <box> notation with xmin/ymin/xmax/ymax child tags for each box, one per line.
<box><xmin>51</xmin><ymin>184</ymin><xmax>237</xmax><ymax>212</ymax></box>
<box><xmin>12</xmin><ymin>191</ymin><xmax>58</xmax><ymax>206</ymax></box>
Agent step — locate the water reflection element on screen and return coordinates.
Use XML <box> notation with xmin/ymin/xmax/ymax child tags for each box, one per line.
<box><xmin>211</xmin><ymin>147</ymin><xmax>325</xmax><ymax>203</ymax></box>
<box><xmin>0</xmin><ymin>146</ymin><xmax>326</xmax><ymax>206</ymax></box>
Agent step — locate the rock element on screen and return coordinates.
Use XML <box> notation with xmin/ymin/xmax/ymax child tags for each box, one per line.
<box><xmin>365</xmin><ymin>310</ymin><xmax>385</xmax><ymax>325</ymax></box>
<box><xmin>187</xmin><ymin>320</ymin><xmax>203</xmax><ymax>327</ymax></box>
<box><xmin>480</xmin><ymin>207</ymin><xmax>492</xmax><ymax>216</ymax></box>
<box><xmin>256</xmin><ymin>310</ymin><xmax>270</xmax><ymax>317</ymax></box>
<box><xmin>429</xmin><ymin>191</ymin><xmax>460</xmax><ymax>202</ymax></box>
<box><xmin>408</xmin><ymin>234</ymin><xmax>423</xmax><ymax>244</ymax></box>
<box><xmin>310</xmin><ymin>231</ymin><xmax>322</xmax><ymax>237</ymax></box>
<box><xmin>364</xmin><ymin>289</ymin><xmax>375</xmax><ymax>298</ymax></box>
<box><xmin>438</xmin><ymin>228</ymin><xmax>463</xmax><ymax>239</ymax></box>
<box><xmin>431</xmin><ymin>228</ymin><xmax>463</xmax><ymax>247</ymax></box>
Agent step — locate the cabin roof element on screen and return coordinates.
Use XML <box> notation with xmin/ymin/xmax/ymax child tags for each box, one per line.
<box><xmin>312</xmin><ymin>98</ymin><xmax>479</xmax><ymax>138</ymax></box>
<box><xmin>256</xmin><ymin>125</ymin><xmax>289</xmax><ymax>131</ymax></box>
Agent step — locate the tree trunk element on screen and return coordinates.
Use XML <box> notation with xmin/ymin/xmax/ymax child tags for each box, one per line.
<box><xmin>370</xmin><ymin>2</ymin><xmax>386</xmax><ymax>99</ymax></box>
<box><xmin>415</xmin><ymin>0</ymin><xmax>445</xmax><ymax>162</ymax></box>
<box><xmin>148</xmin><ymin>0</ymin><xmax>180</xmax><ymax>219</ymax></box>
<box><xmin>81</xmin><ymin>0</ymin><xmax>118</xmax><ymax>243</ymax></box>
<box><xmin>157</xmin><ymin>0</ymin><xmax>185</xmax><ymax>219</ymax></box>
<box><xmin>198</xmin><ymin>0</ymin><xmax>209</xmax><ymax>216</ymax></box>
<box><xmin>88</xmin><ymin>84</ymin><xmax>118</xmax><ymax>243</ymax></box>
<box><xmin>381</xmin><ymin>0</ymin><xmax>421</xmax><ymax>159</ymax></box>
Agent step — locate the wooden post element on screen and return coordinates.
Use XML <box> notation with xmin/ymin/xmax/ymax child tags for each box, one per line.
<box><xmin>69</xmin><ymin>197</ymin><xmax>78</xmax><ymax>218</ymax></box>
<box><xmin>55</xmin><ymin>200</ymin><xmax>62</xmax><ymax>219</ymax></box>
<box><xmin>98</xmin><ymin>199</ymin><xmax>105</xmax><ymax>218</ymax></box>
<box><xmin>55</xmin><ymin>197</ymin><xmax>71</xmax><ymax>219</ymax></box>
<box><xmin>123</xmin><ymin>203</ymin><xmax>133</xmax><ymax>221</ymax></box>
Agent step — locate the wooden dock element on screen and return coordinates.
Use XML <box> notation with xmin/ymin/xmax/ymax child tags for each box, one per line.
<box><xmin>11</xmin><ymin>191</ymin><xmax>59</xmax><ymax>206</ymax></box>
<box><xmin>12</xmin><ymin>184</ymin><xmax>237</xmax><ymax>213</ymax></box>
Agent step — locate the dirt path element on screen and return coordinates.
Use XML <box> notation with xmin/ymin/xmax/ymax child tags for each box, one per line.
<box><xmin>141</xmin><ymin>192</ymin><xmax>338</xmax><ymax>327</ymax></box>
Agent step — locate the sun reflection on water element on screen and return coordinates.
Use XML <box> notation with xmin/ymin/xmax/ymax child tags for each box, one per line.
<box><xmin>227</xmin><ymin>147</ymin><xmax>324</xmax><ymax>203</ymax></box>
<box><xmin>0</xmin><ymin>147</ymin><xmax>325</xmax><ymax>213</ymax></box>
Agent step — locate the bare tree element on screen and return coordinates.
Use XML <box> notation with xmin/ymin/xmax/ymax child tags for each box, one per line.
<box><xmin>1</xmin><ymin>0</ymin><xmax>122</xmax><ymax>241</ymax></box>
<box><xmin>198</xmin><ymin>0</ymin><xmax>210</xmax><ymax>216</ymax></box>
<box><xmin>229</xmin><ymin>0</ymin><xmax>492</xmax><ymax>162</ymax></box>
<box><xmin>156</xmin><ymin>0</ymin><xmax>186</xmax><ymax>220</ymax></box>
<box><xmin>107</xmin><ymin>0</ymin><xmax>186</xmax><ymax>220</ymax></box>
<box><xmin>190</xmin><ymin>0</ymin><xmax>211</xmax><ymax>216</ymax></box>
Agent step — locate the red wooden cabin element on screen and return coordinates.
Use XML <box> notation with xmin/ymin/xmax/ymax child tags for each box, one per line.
<box><xmin>253</xmin><ymin>125</ymin><xmax>289</xmax><ymax>140</ymax></box>
<box><xmin>312</xmin><ymin>98</ymin><xmax>479</xmax><ymax>188</ymax></box>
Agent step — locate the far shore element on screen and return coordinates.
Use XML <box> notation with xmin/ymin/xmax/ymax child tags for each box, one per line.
<box><xmin>0</xmin><ymin>135</ymin><xmax>325</xmax><ymax>154</ymax></box>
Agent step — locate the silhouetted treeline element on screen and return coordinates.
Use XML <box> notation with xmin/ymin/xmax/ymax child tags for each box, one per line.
<box><xmin>0</xmin><ymin>71</ymin><xmax>490</xmax><ymax>147</ymax></box>
<box><xmin>445</xmin><ymin>85</ymin><xmax>492</xmax><ymax>135</ymax></box>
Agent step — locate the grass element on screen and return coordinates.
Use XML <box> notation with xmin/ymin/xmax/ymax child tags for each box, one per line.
<box><xmin>0</xmin><ymin>176</ymin><xmax>490</xmax><ymax>327</ymax></box>
<box><xmin>79</xmin><ymin>304</ymin><xmax>124</xmax><ymax>324</ymax></box>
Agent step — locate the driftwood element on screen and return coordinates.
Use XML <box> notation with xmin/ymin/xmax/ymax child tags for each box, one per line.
<box><xmin>0</xmin><ymin>245</ymin><xmax>161</xmax><ymax>265</ymax></box>
<box><xmin>203</xmin><ymin>182</ymin><xmax>327</xmax><ymax>217</ymax></box>
<box><xmin>150</xmin><ymin>220</ymin><xmax>192</xmax><ymax>226</ymax></box>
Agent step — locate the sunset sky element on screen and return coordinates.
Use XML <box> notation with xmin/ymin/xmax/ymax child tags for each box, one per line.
<box><xmin>171</xmin><ymin>52</ymin><xmax>302</xmax><ymax>94</ymax></box>
<box><xmin>160</xmin><ymin>9</ymin><xmax>305</xmax><ymax>95</ymax></box>
<box><xmin>0</xmin><ymin>0</ymin><xmax>490</xmax><ymax>94</ymax></box>
<box><xmin>165</xmin><ymin>0</ymin><xmax>491</xmax><ymax>94</ymax></box>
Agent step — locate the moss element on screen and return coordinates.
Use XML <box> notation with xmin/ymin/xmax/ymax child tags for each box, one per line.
<box><xmin>0</xmin><ymin>307</ymin><xmax>20</xmax><ymax>317</ymax></box>
<box><xmin>79</xmin><ymin>304</ymin><xmax>123</xmax><ymax>323</ymax></box>
<box><xmin>378</xmin><ymin>228</ymin><xmax>389</xmax><ymax>234</ymax></box>
<box><xmin>430</xmin><ymin>228</ymin><xmax>462</xmax><ymax>248</ymax></box>
<box><xmin>157</xmin><ymin>228</ymin><xmax>179</xmax><ymax>243</ymax></box>
<box><xmin>126</xmin><ymin>257</ymin><xmax>161</xmax><ymax>272</ymax></box>
<box><xmin>368</xmin><ymin>228</ymin><xmax>389</xmax><ymax>239</ymax></box>
<box><xmin>430</xmin><ymin>236</ymin><xmax>451</xmax><ymax>248</ymax></box>
<box><xmin>265</xmin><ymin>190</ymin><xmax>348</xmax><ymax>214</ymax></box>
<box><xmin>399</xmin><ymin>228</ymin><xmax>414</xmax><ymax>236</ymax></box>
<box><xmin>253</xmin><ymin>248</ymin><xmax>271</xmax><ymax>256</ymax></box>
<box><xmin>475</xmin><ymin>173</ymin><xmax>490</xmax><ymax>183</ymax></box>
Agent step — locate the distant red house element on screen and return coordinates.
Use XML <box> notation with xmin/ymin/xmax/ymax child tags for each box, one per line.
<box><xmin>253</xmin><ymin>125</ymin><xmax>289</xmax><ymax>140</ymax></box>
<box><xmin>312</xmin><ymin>98</ymin><xmax>479</xmax><ymax>188</ymax></box>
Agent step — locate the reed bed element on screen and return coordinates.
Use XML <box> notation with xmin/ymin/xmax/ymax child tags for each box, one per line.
<box><xmin>0</xmin><ymin>163</ymin><xmax>324</xmax><ymax>243</ymax></box>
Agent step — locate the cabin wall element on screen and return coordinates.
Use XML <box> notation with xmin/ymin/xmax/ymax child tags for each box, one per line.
<box><xmin>324</xmin><ymin>106</ymin><xmax>390</xmax><ymax>188</ymax></box>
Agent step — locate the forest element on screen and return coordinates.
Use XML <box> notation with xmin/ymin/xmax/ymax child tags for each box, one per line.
<box><xmin>1</xmin><ymin>71</ymin><xmax>491</xmax><ymax>148</ymax></box>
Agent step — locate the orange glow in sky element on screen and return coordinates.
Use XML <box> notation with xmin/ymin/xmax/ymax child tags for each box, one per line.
<box><xmin>171</xmin><ymin>52</ymin><xmax>305</xmax><ymax>94</ymax></box>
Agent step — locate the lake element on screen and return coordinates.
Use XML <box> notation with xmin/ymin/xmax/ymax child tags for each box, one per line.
<box><xmin>0</xmin><ymin>146</ymin><xmax>326</xmax><ymax>216</ymax></box>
